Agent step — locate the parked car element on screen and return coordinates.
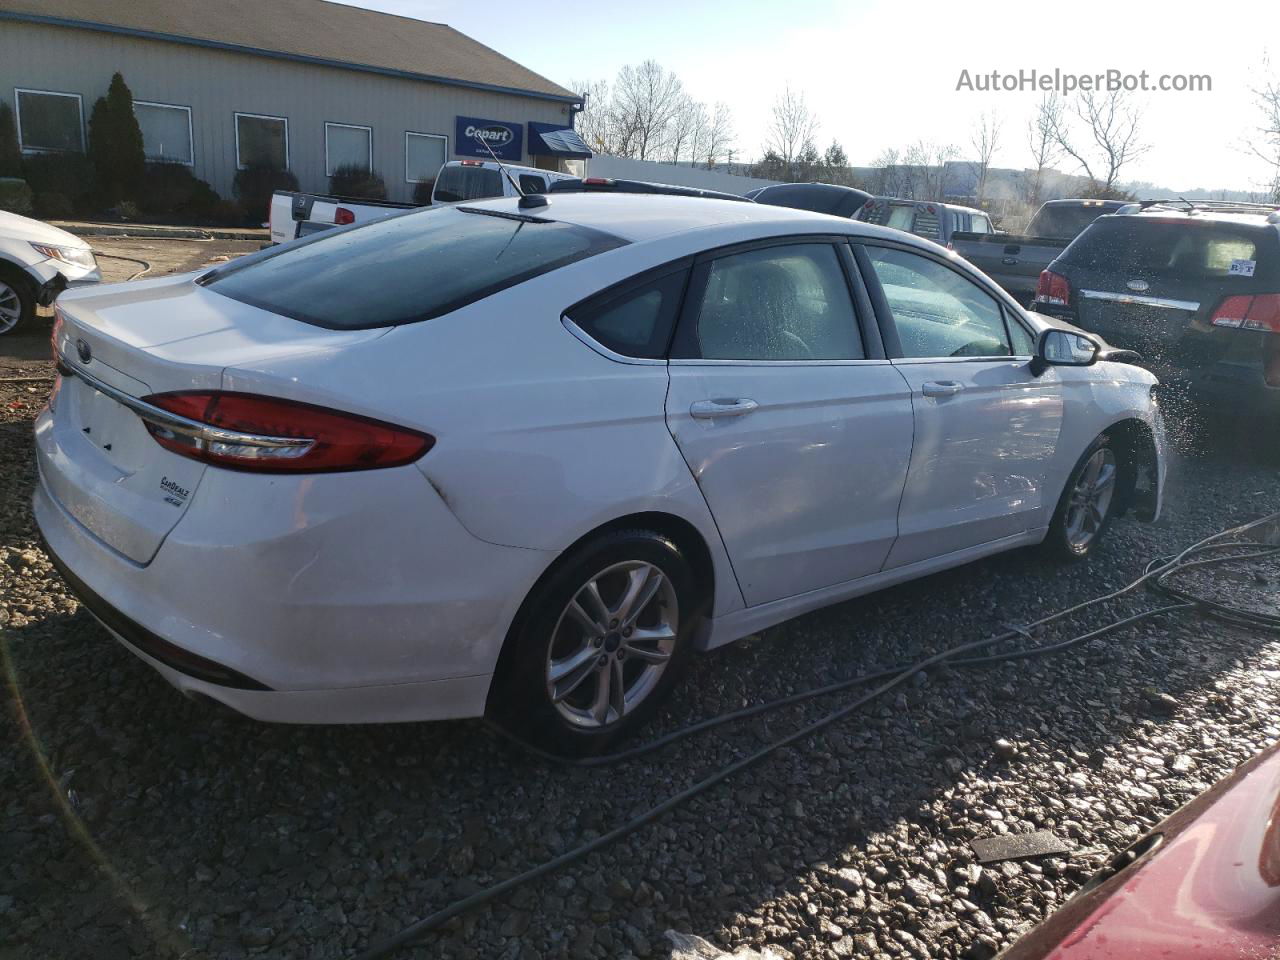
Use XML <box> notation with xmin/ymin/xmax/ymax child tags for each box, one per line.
<box><xmin>1034</xmin><ymin>200</ymin><xmax>1280</xmax><ymax>419</ymax></box>
<box><xmin>267</xmin><ymin>160</ymin><xmax>575</xmax><ymax>244</ymax></box>
<box><xmin>745</xmin><ymin>182</ymin><xmax>872</xmax><ymax>218</ymax></box>
<box><xmin>857</xmin><ymin>197</ymin><xmax>994</xmax><ymax>247</ymax></box>
<box><xmin>548</xmin><ymin>177</ymin><xmax>752</xmax><ymax>202</ymax></box>
<box><xmin>1001</xmin><ymin>739</ymin><xmax>1280</xmax><ymax>960</ymax></box>
<box><xmin>35</xmin><ymin>193</ymin><xmax>1165</xmax><ymax>755</ymax></box>
<box><xmin>0</xmin><ymin>210</ymin><xmax>100</xmax><ymax>334</ymax></box>
<box><xmin>952</xmin><ymin>199</ymin><xmax>1128</xmax><ymax>305</ymax></box>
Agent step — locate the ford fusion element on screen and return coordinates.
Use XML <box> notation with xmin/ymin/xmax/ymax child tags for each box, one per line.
<box><xmin>34</xmin><ymin>194</ymin><xmax>1166</xmax><ymax>755</ymax></box>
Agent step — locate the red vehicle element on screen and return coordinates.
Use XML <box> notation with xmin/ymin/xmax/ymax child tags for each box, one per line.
<box><xmin>1003</xmin><ymin>742</ymin><xmax>1280</xmax><ymax>959</ymax></box>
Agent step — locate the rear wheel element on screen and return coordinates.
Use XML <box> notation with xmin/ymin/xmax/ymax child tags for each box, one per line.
<box><xmin>488</xmin><ymin>529</ymin><xmax>698</xmax><ymax>756</ymax></box>
<box><xmin>1043</xmin><ymin>436</ymin><xmax>1120</xmax><ymax>560</ymax></box>
<box><xmin>0</xmin><ymin>267</ymin><xmax>35</xmax><ymax>336</ymax></box>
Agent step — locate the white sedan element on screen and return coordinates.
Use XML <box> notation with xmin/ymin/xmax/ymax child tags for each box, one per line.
<box><xmin>0</xmin><ymin>210</ymin><xmax>100</xmax><ymax>334</ymax></box>
<box><xmin>33</xmin><ymin>194</ymin><xmax>1165</xmax><ymax>755</ymax></box>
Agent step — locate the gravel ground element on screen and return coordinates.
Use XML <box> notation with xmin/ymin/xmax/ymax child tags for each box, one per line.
<box><xmin>3</xmin><ymin>252</ymin><xmax>1280</xmax><ymax>960</ymax></box>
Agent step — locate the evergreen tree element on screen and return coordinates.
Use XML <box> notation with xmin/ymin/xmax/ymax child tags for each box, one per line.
<box><xmin>88</xmin><ymin>73</ymin><xmax>146</xmax><ymax>203</ymax></box>
<box><xmin>0</xmin><ymin>101</ymin><xmax>21</xmax><ymax>178</ymax></box>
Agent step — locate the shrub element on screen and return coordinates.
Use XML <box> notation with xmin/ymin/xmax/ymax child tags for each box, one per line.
<box><xmin>34</xmin><ymin>192</ymin><xmax>73</xmax><ymax>219</ymax></box>
<box><xmin>233</xmin><ymin>164</ymin><xmax>299</xmax><ymax>223</ymax></box>
<box><xmin>205</xmin><ymin>199</ymin><xmax>247</xmax><ymax>226</ymax></box>
<box><xmin>137</xmin><ymin>161</ymin><xmax>220</xmax><ymax>219</ymax></box>
<box><xmin>88</xmin><ymin>73</ymin><xmax>146</xmax><ymax>204</ymax></box>
<box><xmin>329</xmin><ymin>164</ymin><xmax>387</xmax><ymax>200</ymax></box>
<box><xmin>412</xmin><ymin>179</ymin><xmax>435</xmax><ymax>206</ymax></box>
<box><xmin>22</xmin><ymin>153</ymin><xmax>98</xmax><ymax>215</ymax></box>
<box><xmin>0</xmin><ymin>177</ymin><xmax>33</xmax><ymax>216</ymax></box>
<box><xmin>0</xmin><ymin>101</ymin><xmax>21</xmax><ymax>179</ymax></box>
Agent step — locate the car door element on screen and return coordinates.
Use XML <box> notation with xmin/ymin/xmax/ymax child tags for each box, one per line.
<box><xmin>664</xmin><ymin>238</ymin><xmax>914</xmax><ymax>607</ymax></box>
<box><xmin>855</xmin><ymin>242</ymin><xmax>1064</xmax><ymax>568</ymax></box>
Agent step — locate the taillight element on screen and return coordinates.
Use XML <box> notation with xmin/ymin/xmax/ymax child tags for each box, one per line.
<box><xmin>1210</xmin><ymin>294</ymin><xmax>1280</xmax><ymax>333</ymax></box>
<box><xmin>334</xmin><ymin>207</ymin><xmax>355</xmax><ymax>226</ymax></box>
<box><xmin>1035</xmin><ymin>270</ymin><xmax>1071</xmax><ymax>306</ymax></box>
<box><xmin>139</xmin><ymin>391</ymin><xmax>434</xmax><ymax>473</ymax></box>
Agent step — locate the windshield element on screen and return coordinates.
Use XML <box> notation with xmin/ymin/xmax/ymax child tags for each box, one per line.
<box><xmin>204</xmin><ymin>207</ymin><xmax>627</xmax><ymax>328</ymax></box>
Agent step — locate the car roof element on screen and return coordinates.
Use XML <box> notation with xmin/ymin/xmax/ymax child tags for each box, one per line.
<box><xmin>1040</xmin><ymin>198</ymin><xmax>1128</xmax><ymax>208</ymax></box>
<box><xmin>1112</xmin><ymin>210</ymin><xmax>1280</xmax><ymax>229</ymax></box>
<box><xmin>868</xmin><ymin>197</ymin><xmax>986</xmax><ymax>215</ymax></box>
<box><xmin>459</xmin><ymin>191</ymin><xmax>867</xmax><ymax>243</ymax></box>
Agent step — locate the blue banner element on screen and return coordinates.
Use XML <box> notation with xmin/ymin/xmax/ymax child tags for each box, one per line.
<box><xmin>455</xmin><ymin>116</ymin><xmax>523</xmax><ymax>161</ymax></box>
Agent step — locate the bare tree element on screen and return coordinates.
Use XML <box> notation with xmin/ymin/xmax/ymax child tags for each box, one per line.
<box><xmin>969</xmin><ymin>111</ymin><xmax>1002</xmax><ymax>203</ymax></box>
<box><xmin>702</xmin><ymin>102</ymin><xmax>735</xmax><ymax>169</ymax></box>
<box><xmin>1053</xmin><ymin>90</ymin><xmax>1148</xmax><ymax>197</ymax></box>
<box><xmin>612</xmin><ymin>60</ymin><xmax>685</xmax><ymax>161</ymax></box>
<box><xmin>1247</xmin><ymin>69</ymin><xmax>1280</xmax><ymax>202</ymax></box>
<box><xmin>569</xmin><ymin>78</ymin><xmax>612</xmax><ymax>153</ymax></box>
<box><xmin>1022</xmin><ymin>94</ymin><xmax>1063</xmax><ymax>208</ymax></box>
<box><xmin>666</xmin><ymin>94</ymin><xmax>704</xmax><ymax>164</ymax></box>
<box><xmin>766</xmin><ymin>85</ymin><xmax>819</xmax><ymax>179</ymax></box>
<box><xmin>872</xmin><ymin>148</ymin><xmax>904</xmax><ymax>196</ymax></box>
<box><xmin>905</xmin><ymin>140</ymin><xmax>959</xmax><ymax>199</ymax></box>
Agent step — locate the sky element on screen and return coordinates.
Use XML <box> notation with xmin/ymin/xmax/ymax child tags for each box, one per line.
<box><xmin>343</xmin><ymin>0</ymin><xmax>1280</xmax><ymax>193</ymax></box>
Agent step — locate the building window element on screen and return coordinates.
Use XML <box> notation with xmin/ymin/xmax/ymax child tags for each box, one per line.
<box><xmin>325</xmin><ymin>122</ymin><xmax>372</xmax><ymax>176</ymax></box>
<box><xmin>134</xmin><ymin>101</ymin><xmax>193</xmax><ymax>165</ymax></box>
<box><xmin>405</xmin><ymin>132</ymin><xmax>447</xmax><ymax>183</ymax></box>
<box><xmin>235</xmin><ymin>113</ymin><xmax>288</xmax><ymax>169</ymax></box>
<box><xmin>14</xmin><ymin>88</ymin><xmax>84</xmax><ymax>153</ymax></box>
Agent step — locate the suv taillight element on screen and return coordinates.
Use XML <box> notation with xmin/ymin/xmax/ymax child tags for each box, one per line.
<box><xmin>139</xmin><ymin>392</ymin><xmax>434</xmax><ymax>473</ymax></box>
<box><xmin>1210</xmin><ymin>294</ymin><xmax>1280</xmax><ymax>333</ymax></box>
<box><xmin>1035</xmin><ymin>270</ymin><xmax>1071</xmax><ymax>306</ymax></box>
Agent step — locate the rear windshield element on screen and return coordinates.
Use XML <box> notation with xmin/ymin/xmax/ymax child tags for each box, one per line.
<box><xmin>203</xmin><ymin>207</ymin><xmax>627</xmax><ymax>328</ymax></box>
<box><xmin>432</xmin><ymin>165</ymin><xmax>504</xmax><ymax>203</ymax></box>
<box><xmin>1027</xmin><ymin>205</ymin><xmax>1112</xmax><ymax>240</ymax></box>
<box><xmin>1060</xmin><ymin>216</ymin><xmax>1271</xmax><ymax>280</ymax></box>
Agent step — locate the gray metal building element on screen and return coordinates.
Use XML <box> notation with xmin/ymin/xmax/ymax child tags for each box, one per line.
<box><xmin>0</xmin><ymin>0</ymin><xmax>590</xmax><ymax>203</ymax></box>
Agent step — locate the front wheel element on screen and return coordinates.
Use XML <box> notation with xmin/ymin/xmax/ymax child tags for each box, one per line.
<box><xmin>0</xmin><ymin>268</ymin><xmax>35</xmax><ymax>336</ymax></box>
<box><xmin>487</xmin><ymin>529</ymin><xmax>698</xmax><ymax>756</ymax></box>
<box><xmin>1043</xmin><ymin>436</ymin><xmax>1120</xmax><ymax>560</ymax></box>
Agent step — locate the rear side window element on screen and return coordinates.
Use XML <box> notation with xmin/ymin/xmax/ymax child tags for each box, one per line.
<box><xmin>568</xmin><ymin>269</ymin><xmax>688</xmax><ymax>359</ymax></box>
<box><xmin>1061</xmin><ymin>217</ymin><xmax>1269</xmax><ymax>280</ymax></box>
<box><xmin>204</xmin><ymin>207</ymin><xmax>627</xmax><ymax>329</ymax></box>
<box><xmin>432</xmin><ymin>165</ymin><xmax>503</xmax><ymax>202</ymax></box>
<box><xmin>678</xmin><ymin>243</ymin><xmax>864</xmax><ymax>361</ymax></box>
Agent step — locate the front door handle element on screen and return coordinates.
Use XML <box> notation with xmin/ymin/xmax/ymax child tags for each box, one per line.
<box><xmin>921</xmin><ymin>380</ymin><xmax>963</xmax><ymax>398</ymax></box>
<box><xmin>689</xmin><ymin>398</ymin><xmax>759</xmax><ymax>419</ymax></box>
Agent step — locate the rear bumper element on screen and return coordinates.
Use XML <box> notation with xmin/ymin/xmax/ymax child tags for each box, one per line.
<box><xmin>32</xmin><ymin>445</ymin><xmax>554</xmax><ymax>723</ymax></box>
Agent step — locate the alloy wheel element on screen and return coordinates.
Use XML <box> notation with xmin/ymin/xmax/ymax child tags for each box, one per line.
<box><xmin>0</xmin><ymin>281</ymin><xmax>22</xmax><ymax>334</ymax></box>
<box><xmin>1064</xmin><ymin>447</ymin><xmax>1117</xmax><ymax>551</ymax></box>
<box><xmin>545</xmin><ymin>560</ymin><xmax>678</xmax><ymax>729</ymax></box>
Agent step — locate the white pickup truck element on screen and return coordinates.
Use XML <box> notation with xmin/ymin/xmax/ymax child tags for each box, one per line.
<box><xmin>268</xmin><ymin>160</ymin><xmax>575</xmax><ymax>244</ymax></box>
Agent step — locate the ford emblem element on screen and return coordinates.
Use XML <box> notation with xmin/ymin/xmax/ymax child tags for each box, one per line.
<box><xmin>1126</xmin><ymin>279</ymin><xmax>1149</xmax><ymax>293</ymax></box>
<box><xmin>75</xmin><ymin>338</ymin><xmax>92</xmax><ymax>364</ymax></box>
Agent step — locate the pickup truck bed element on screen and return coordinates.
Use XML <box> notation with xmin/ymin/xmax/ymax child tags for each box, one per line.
<box><xmin>951</xmin><ymin>232</ymin><xmax>1071</xmax><ymax>306</ymax></box>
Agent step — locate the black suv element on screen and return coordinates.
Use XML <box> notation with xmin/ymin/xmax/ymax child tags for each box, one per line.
<box><xmin>1035</xmin><ymin>201</ymin><xmax>1280</xmax><ymax>418</ymax></box>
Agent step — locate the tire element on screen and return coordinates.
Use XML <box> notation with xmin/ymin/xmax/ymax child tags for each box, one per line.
<box><xmin>487</xmin><ymin>529</ymin><xmax>699</xmax><ymax>757</ymax></box>
<box><xmin>1042</xmin><ymin>434</ymin><xmax>1121</xmax><ymax>561</ymax></box>
<box><xmin>0</xmin><ymin>265</ymin><xmax>35</xmax><ymax>337</ymax></box>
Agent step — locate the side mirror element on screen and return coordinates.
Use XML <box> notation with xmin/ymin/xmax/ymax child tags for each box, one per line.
<box><xmin>1031</xmin><ymin>328</ymin><xmax>1100</xmax><ymax>375</ymax></box>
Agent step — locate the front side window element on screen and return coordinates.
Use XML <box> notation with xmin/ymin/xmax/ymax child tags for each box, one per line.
<box><xmin>684</xmin><ymin>243</ymin><xmax>864</xmax><ymax>361</ymax></box>
<box><xmin>134</xmin><ymin>101</ymin><xmax>192</xmax><ymax>164</ymax></box>
<box><xmin>235</xmin><ymin>113</ymin><xmax>287</xmax><ymax>169</ymax></box>
<box><xmin>15</xmin><ymin>89</ymin><xmax>83</xmax><ymax>152</ymax></box>
<box><xmin>204</xmin><ymin>206</ymin><xmax>627</xmax><ymax>329</ymax></box>
<box><xmin>865</xmin><ymin>246</ymin><xmax>1013</xmax><ymax>359</ymax></box>
<box><xmin>406</xmin><ymin>132</ymin><xmax>447</xmax><ymax>183</ymax></box>
<box><xmin>568</xmin><ymin>269</ymin><xmax>688</xmax><ymax>359</ymax></box>
<box><xmin>519</xmin><ymin>174</ymin><xmax>548</xmax><ymax>194</ymax></box>
<box><xmin>325</xmin><ymin>123</ymin><xmax>371</xmax><ymax>176</ymax></box>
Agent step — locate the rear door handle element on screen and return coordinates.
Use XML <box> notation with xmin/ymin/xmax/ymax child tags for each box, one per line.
<box><xmin>689</xmin><ymin>398</ymin><xmax>759</xmax><ymax>419</ymax></box>
<box><xmin>921</xmin><ymin>380</ymin><xmax>963</xmax><ymax>398</ymax></box>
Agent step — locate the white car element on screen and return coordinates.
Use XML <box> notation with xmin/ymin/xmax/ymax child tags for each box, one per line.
<box><xmin>0</xmin><ymin>210</ymin><xmax>101</xmax><ymax>334</ymax></box>
<box><xmin>34</xmin><ymin>194</ymin><xmax>1165</xmax><ymax>755</ymax></box>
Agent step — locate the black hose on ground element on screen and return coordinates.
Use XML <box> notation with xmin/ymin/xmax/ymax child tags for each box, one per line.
<box><xmin>350</xmin><ymin>511</ymin><xmax>1280</xmax><ymax>960</ymax></box>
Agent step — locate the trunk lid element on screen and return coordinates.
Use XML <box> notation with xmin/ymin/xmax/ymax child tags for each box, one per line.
<box><xmin>46</xmin><ymin>274</ymin><xmax>385</xmax><ymax>564</ymax></box>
